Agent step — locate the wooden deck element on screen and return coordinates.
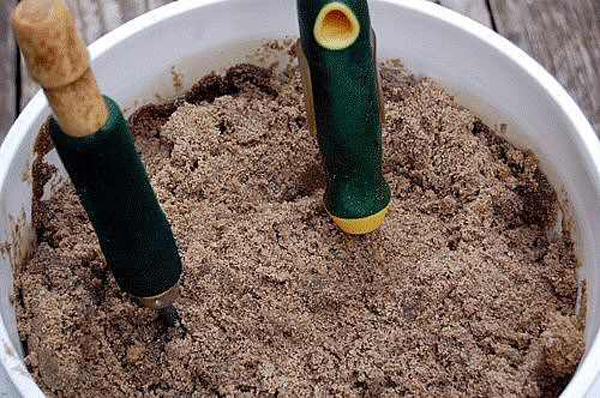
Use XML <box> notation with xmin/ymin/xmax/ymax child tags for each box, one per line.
<box><xmin>1</xmin><ymin>0</ymin><xmax>598</xmax><ymax>141</ymax></box>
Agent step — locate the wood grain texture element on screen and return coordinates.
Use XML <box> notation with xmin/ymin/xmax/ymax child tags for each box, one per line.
<box><xmin>19</xmin><ymin>0</ymin><xmax>173</xmax><ymax>110</ymax></box>
<box><xmin>0</xmin><ymin>0</ymin><xmax>17</xmax><ymax>141</ymax></box>
<box><xmin>438</xmin><ymin>0</ymin><xmax>492</xmax><ymax>27</ymax></box>
<box><xmin>490</xmin><ymin>0</ymin><xmax>600</xmax><ymax>133</ymax></box>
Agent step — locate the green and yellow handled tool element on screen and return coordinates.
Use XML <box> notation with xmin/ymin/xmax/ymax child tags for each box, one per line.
<box><xmin>12</xmin><ymin>0</ymin><xmax>182</xmax><ymax>325</ymax></box>
<box><xmin>297</xmin><ymin>0</ymin><xmax>391</xmax><ymax>234</ymax></box>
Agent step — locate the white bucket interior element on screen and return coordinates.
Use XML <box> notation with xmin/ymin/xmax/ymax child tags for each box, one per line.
<box><xmin>1</xmin><ymin>0</ymin><xmax>599</xmax><ymax>396</ymax></box>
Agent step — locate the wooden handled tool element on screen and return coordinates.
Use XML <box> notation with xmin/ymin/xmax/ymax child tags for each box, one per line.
<box><xmin>12</xmin><ymin>0</ymin><xmax>182</xmax><ymax>324</ymax></box>
<box><xmin>297</xmin><ymin>0</ymin><xmax>391</xmax><ymax>234</ymax></box>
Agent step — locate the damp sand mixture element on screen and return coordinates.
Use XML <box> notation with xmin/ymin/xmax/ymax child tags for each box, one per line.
<box><xmin>17</xmin><ymin>57</ymin><xmax>584</xmax><ymax>397</ymax></box>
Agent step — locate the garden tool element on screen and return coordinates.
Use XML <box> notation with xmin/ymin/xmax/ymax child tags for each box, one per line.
<box><xmin>12</xmin><ymin>0</ymin><xmax>182</xmax><ymax>326</ymax></box>
<box><xmin>297</xmin><ymin>0</ymin><xmax>391</xmax><ymax>234</ymax></box>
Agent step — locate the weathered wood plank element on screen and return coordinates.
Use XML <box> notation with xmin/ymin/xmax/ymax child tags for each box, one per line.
<box><xmin>438</xmin><ymin>0</ymin><xmax>493</xmax><ymax>28</ymax></box>
<box><xmin>490</xmin><ymin>0</ymin><xmax>600</xmax><ymax>134</ymax></box>
<box><xmin>19</xmin><ymin>0</ymin><xmax>173</xmax><ymax>110</ymax></box>
<box><xmin>0</xmin><ymin>0</ymin><xmax>17</xmax><ymax>142</ymax></box>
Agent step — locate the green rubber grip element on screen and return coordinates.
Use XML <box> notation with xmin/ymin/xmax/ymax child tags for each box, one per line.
<box><xmin>49</xmin><ymin>96</ymin><xmax>182</xmax><ymax>298</ymax></box>
<box><xmin>297</xmin><ymin>0</ymin><xmax>391</xmax><ymax>220</ymax></box>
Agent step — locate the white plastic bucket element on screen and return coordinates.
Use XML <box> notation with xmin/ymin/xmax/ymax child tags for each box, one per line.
<box><xmin>1</xmin><ymin>0</ymin><xmax>599</xmax><ymax>396</ymax></box>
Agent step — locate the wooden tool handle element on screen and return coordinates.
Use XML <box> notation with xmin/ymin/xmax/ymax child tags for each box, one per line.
<box><xmin>12</xmin><ymin>0</ymin><xmax>108</xmax><ymax>137</ymax></box>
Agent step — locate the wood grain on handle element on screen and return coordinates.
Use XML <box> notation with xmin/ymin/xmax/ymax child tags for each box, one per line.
<box><xmin>12</xmin><ymin>0</ymin><xmax>108</xmax><ymax>137</ymax></box>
